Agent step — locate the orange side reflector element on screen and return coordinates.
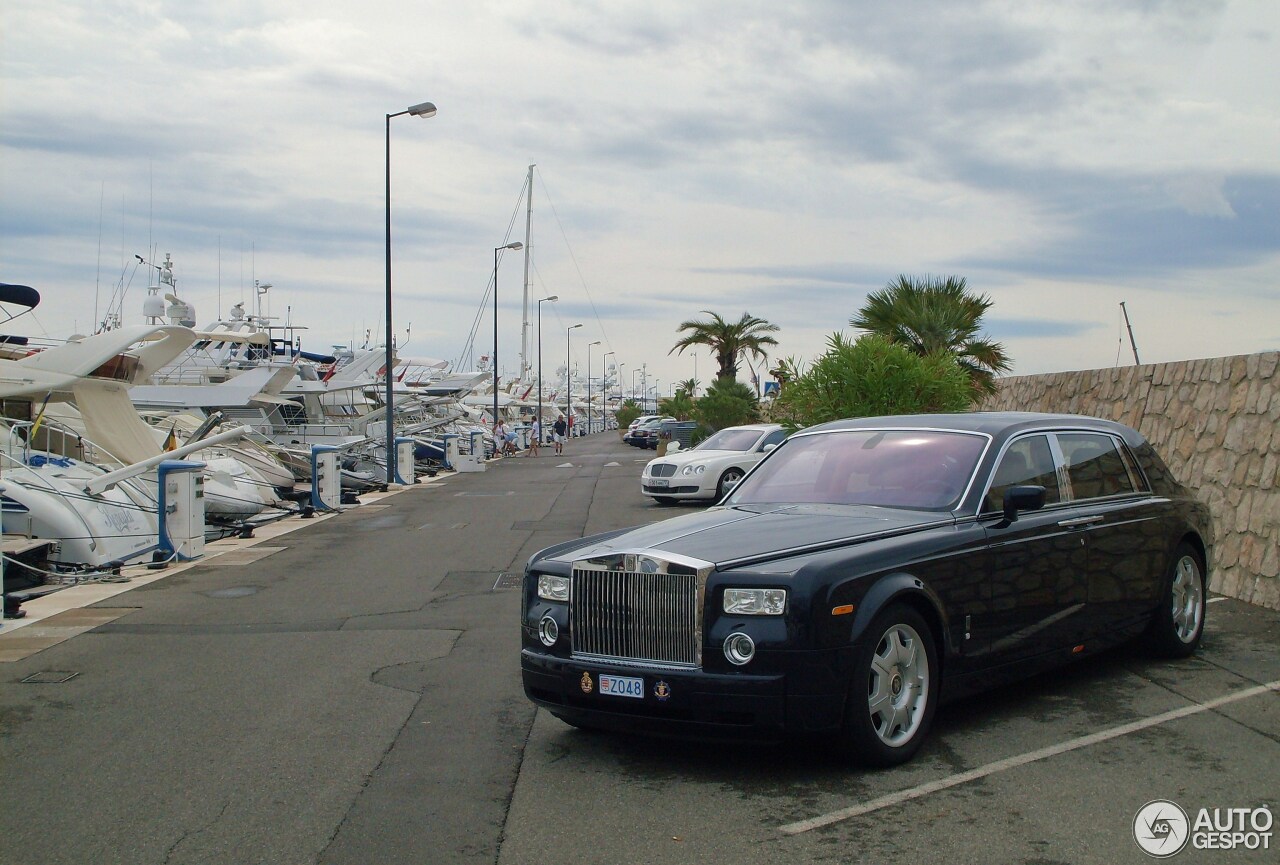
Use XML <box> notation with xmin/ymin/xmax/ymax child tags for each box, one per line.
<box><xmin>1072</xmin><ymin>644</ymin><xmax>1085</xmax><ymax>654</ymax></box>
<box><xmin>831</xmin><ymin>604</ymin><xmax>855</xmax><ymax>616</ymax></box>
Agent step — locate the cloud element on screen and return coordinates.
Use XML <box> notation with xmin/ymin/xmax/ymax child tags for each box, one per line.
<box><xmin>1</xmin><ymin>0</ymin><xmax>1276</xmax><ymax>385</ymax></box>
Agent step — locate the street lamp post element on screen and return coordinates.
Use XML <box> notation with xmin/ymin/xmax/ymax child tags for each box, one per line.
<box><xmin>602</xmin><ymin>351</ymin><xmax>615</xmax><ymax>429</ymax></box>
<box><xmin>492</xmin><ymin>241</ymin><xmax>523</xmax><ymax>440</ymax></box>
<box><xmin>536</xmin><ymin>295</ymin><xmax>558</xmax><ymax>444</ymax></box>
<box><xmin>586</xmin><ymin>340</ymin><xmax>601</xmax><ymax>434</ymax></box>
<box><xmin>566</xmin><ymin>323</ymin><xmax>582</xmax><ymax>434</ymax></box>
<box><xmin>631</xmin><ymin>369</ymin><xmax>639</xmax><ymax>404</ymax></box>
<box><xmin>385</xmin><ymin>99</ymin><xmax>436</xmax><ymax>487</ymax></box>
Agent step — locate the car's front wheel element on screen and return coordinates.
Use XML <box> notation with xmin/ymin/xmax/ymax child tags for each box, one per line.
<box><xmin>716</xmin><ymin>467</ymin><xmax>745</xmax><ymax>498</ymax></box>
<box><xmin>839</xmin><ymin>603</ymin><xmax>939</xmax><ymax>766</ymax></box>
<box><xmin>1141</xmin><ymin>542</ymin><xmax>1206</xmax><ymax>658</ymax></box>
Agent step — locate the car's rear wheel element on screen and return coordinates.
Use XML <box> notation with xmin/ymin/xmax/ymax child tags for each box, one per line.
<box><xmin>839</xmin><ymin>604</ymin><xmax>939</xmax><ymax>766</ymax></box>
<box><xmin>716</xmin><ymin>467</ymin><xmax>745</xmax><ymax>498</ymax></box>
<box><xmin>1141</xmin><ymin>542</ymin><xmax>1206</xmax><ymax>658</ymax></box>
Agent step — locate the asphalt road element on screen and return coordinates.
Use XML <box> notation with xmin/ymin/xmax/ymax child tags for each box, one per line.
<box><xmin>1</xmin><ymin>432</ymin><xmax>1277</xmax><ymax>865</ymax></box>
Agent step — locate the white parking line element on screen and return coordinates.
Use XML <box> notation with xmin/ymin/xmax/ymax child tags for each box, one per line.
<box><xmin>1208</xmin><ymin>596</ymin><xmax>1229</xmax><ymax>603</ymax></box>
<box><xmin>779</xmin><ymin>679</ymin><xmax>1280</xmax><ymax>836</ymax></box>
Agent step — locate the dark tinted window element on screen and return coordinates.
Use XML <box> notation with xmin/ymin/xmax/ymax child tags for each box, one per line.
<box><xmin>1058</xmin><ymin>433</ymin><xmax>1137</xmax><ymax>499</ymax></box>
<box><xmin>984</xmin><ymin>434</ymin><xmax>1061</xmax><ymax>513</ymax></box>
<box><xmin>759</xmin><ymin>429</ymin><xmax>788</xmax><ymax>449</ymax></box>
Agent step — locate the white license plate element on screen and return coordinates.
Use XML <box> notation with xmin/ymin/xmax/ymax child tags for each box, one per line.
<box><xmin>598</xmin><ymin>674</ymin><xmax>644</xmax><ymax>699</ymax></box>
<box><xmin>649</xmin><ymin>479</ymin><xmax>668</xmax><ymax>488</ymax></box>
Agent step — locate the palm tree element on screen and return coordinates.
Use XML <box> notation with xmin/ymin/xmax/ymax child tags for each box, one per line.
<box><xmin>851</xmin><ymin>275</ymin><xmax>1011</xmax><ymax>396</ymax></box>
<box><xmin>675</xmin><ymin>377</ymin><xmax>700</xmax><ymax>398</ymax></box>
<box><xmin>670</xmin><ymin>311</ymin><xmax>780</xmax><ymax>382</ymax></box>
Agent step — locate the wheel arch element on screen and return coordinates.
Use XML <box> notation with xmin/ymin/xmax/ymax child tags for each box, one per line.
<box><xmin>847</xmin><ymin>572</ymin><xmax>950</xmax><ymax>672</ymax></box>
<box><xmin>1180</xmin><ymin>531</ymin><xmax>1208</xmax><ymax>574</ymax></box>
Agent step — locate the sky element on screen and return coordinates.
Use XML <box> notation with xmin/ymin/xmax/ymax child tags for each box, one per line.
<box><xmin>2</xmin><ymin>0</ymin><xmax>1277</xmax><ymax>399</ymax></box>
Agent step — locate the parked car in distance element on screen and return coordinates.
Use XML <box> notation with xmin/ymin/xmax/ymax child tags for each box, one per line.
<box><xmin>642</xmin><ymin>423</ymin><xmax>788</xmax><ymax>503</ymax></box>
<box><xmin>627</xmin><ymin>416</ymin><xmax>674</xmax><ymax>449</ymax></box>
<box><xmin>521</xmin><ymin>412</ymin><xmax>1211</xmax><ymax>766</ymax></box>
<box><xmin>622</xmin><ymin>415</ymin><xmax>661</xmax><ymax>446</ymax></box>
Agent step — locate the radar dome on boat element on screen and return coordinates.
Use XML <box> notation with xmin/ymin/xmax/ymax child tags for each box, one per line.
<box><xmin>165</xmin><ymin>294</ymin><xmax>197</xmax><ymax>327</ymax></box>
<box><xmin>143</xmin><ymin>291</ymin><xmax>166</xmax><ymax>319</ymax></box>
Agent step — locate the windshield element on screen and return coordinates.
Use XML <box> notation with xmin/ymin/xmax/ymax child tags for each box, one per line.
<box><xmin>726</xmin><ymin>428</ymin><xmax>987</xmax><ymax>510</ymax></box>
<box><xmin>697</xmin><ymin>428</ymin><xmax>763</xmax><ymax>452</ymax></box>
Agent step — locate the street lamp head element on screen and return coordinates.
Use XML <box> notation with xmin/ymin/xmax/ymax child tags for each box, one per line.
<box><xmin>408</xmin><ymin>101</ymin><xmax>437</xmax><ymax>118</ymax></box>
<box><xmin>589</xmin><ymin>340</ymin><xmax>601</xmax><ymax>347</ymax></box>
<box><xmin>500</xmin><ymin>241</ymin><xmax>523</xmax><ymax>251</ymax></box>
<box><xmin>541</xmin><ymin>295</ymin><xmax>559</xmax><ymax>303</ymax></box>
<box><xmin>569</xmin><ymin>323</ymin><xmax>583</xmax><ymax>330</ymax></box>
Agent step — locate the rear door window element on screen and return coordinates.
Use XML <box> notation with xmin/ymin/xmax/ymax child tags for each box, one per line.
<box><xmin>1057</xmin><ymin>433</ymin><xmax>1138</xmax><ymax>500</ymax></box>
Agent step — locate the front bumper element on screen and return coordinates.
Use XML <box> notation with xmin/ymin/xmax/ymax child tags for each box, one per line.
<box><xmin>640</xmin><ymin>480</ymin><xmax>714</xmax><ymax>500</ymax></box>
<box><xmin>521</xmin><ymin>647</ymin><xmax>850</xmax><ymax>740</ymax></box>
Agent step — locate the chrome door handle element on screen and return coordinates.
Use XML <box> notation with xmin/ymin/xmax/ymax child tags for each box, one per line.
<box><xmin>1058</xmin><ymin>515</ymin><xmax>1104</xmax><ymax>528</ymax></box>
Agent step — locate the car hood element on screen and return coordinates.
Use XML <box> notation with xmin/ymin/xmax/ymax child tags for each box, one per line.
<box><xmin>649</xmin><ymin>448</ymin><xmax>751</xmax><ymax>466</ymax></box>
<box><xmin>545</xmin><ymin>503</ymin><xmax>951</xmax><ymax>568</ymax></box>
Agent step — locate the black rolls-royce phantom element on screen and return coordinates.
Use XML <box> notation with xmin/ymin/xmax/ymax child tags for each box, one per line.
<box><xmin>520</xmin><ymin>412</ymin><xmax>1212</xmax><ymax>765</ymax></box>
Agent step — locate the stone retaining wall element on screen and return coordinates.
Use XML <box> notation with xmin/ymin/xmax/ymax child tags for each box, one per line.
<box><xmin>977</xmin><ymin>351</ymin><xmax>1279</xmax><ymax>610</ymax></box>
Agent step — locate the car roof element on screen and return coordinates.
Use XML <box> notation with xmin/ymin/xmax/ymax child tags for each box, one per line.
<box><xmin>713</xmin><ymin>423</ymin><xmax>783</xmax><ymax>433</ymax></box>
<box><xmin>800</xmin><ymin>412</ymin><xmax>1142</xmax><ymax>442</ymax></box>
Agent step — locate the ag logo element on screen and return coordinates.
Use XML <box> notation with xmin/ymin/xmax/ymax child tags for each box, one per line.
<box><xmin>1134</xmin><ymin>800</ymin><xmax>1190</xmax><ymax>858</ymax></box>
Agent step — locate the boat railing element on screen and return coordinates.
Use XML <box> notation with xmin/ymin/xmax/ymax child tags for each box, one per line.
<box><xmin>0</xmin><ymin>436</ymin><xmax>160</xmax><ymax>511</ymax></box>
<box><xmin>276</xmin><ymin>422</ymin><xmax>370</xmax><ymax>441</ymax></box>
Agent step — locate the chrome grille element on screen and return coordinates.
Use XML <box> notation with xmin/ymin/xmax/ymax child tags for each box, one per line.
<box><xmin>650</xmin><ymin>463</ymin><xmax>677</xmax><ymax>478</ymax></box>
<box><xmin>571</xmin><ymin>567</ymin><xmax>699</xmax><ymax>668</ymax></box>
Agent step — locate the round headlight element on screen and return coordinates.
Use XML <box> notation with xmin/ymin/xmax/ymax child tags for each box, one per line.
<box><xmin>723</xmin><ymin>631</ymin><xmax>755</xmax><ymax>666</ymax></box>
<box><xmin>538</xmin><ymin>615</ymin><xmax>559</xmax><ymax>647</ymax></box>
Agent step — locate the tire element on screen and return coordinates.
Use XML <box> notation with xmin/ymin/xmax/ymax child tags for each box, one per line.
<box><xmin>652</xmin><ymin>496</ymin><xmax>677</xmax><ymax>505</ymax></box>
<box><xmin>1141</xmin><ymin>542</ymin><xmax>1206</xmax><ymax>658</ymax></box>
<box><xmin>716</xmin><ymin>467</ymin><xmax>745</xmax><ymax>499</ymax></box>
<box><xmin>839</xmin><ymin>603</ymin><xmax>939</xmax><ymax>767</ymax></box>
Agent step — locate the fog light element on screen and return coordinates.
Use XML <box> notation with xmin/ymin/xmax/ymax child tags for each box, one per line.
<box><xmin>723</xmin><ymin>631</ymin><xmax>755</xmax><ymax>666</ymax></box>
<box><xmin>538</xmin><ymin>615</ymin><xmax>559</xmax><ymax>647</ymax></box>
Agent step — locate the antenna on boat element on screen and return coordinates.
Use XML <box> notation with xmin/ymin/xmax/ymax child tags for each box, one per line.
<box><xmin>1120</xmin><ymin>301</ymin><xmax>1141</xmax><ymax>365</ymax></box>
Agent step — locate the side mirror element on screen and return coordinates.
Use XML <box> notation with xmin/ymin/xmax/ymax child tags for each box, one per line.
<box><xmin>666</xmin><ymin>441</ymin><xmax>682</xmax><ymax>453</ymax></box>
<box><xmin>760</xmin><ymin>443</ymin><xmax>778</xmax><ymax>453</ymax></box>
<box><xmin>1002</xmin><ymin>485</ymin><xmax>1046</xmax><ymax>524</ymax></box>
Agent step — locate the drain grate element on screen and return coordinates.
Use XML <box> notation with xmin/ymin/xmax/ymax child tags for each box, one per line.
<box><xmin>492</xmin><ymin>572</ymin><xmax>522</xmax><ymax>591</ymax></box>
<box><xmin>21</xmin><ymin>671</ymin><xmax>80</xmax><ymax>684</ymax></box>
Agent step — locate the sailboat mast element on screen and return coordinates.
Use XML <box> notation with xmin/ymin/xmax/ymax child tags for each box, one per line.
<box><xmin>520</xmin><ymin>163</ymin><xmax>535</xmax><ymax>380</ymax></box>
<box><xmin>1120</xmin><ymin>301</ymin><xmax>1141</xmax><ymax>365</ymax></box>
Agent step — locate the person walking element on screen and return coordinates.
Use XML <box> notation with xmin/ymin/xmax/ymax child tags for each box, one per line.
<box><xmin>493</xmin><ymin>419</ymin><xmax>511</xmax><ymax>458</ymax></box>
<box><xmin>553</xmin><ymin>416</ymin><xmax>568</xmax><ymax>455</ymax></box>
<box><xmin>527</xmin><ymin>418</ymin><xmax>542</xmax><ymax>456</ymax></box>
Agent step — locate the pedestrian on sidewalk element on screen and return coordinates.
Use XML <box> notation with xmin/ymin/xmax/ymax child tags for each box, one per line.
<box><xmin>527</xmin><ymin>419</ymin><xmax>542</xmax><ymax>456</ymax></box>
<box><xmin>494</xmin><ymin>419</ymin><xmax>513</xmax><ymax>457</ymax></box>
<box><xmin>553</xmin><ymin>416</ymin><xmax>568</xmax><ymax>454</ymax></box>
